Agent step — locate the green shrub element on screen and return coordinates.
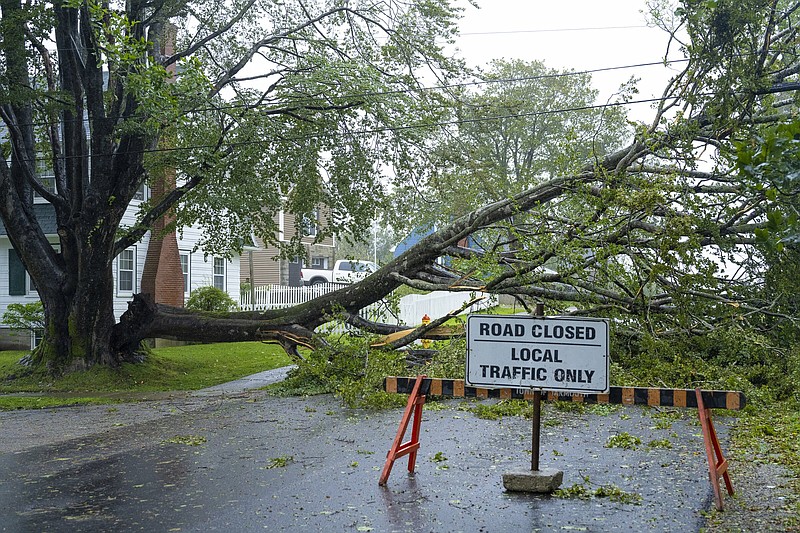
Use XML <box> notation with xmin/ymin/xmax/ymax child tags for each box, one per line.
<box><xmin>610</xmin><ymin>326</ymin><xmax>800</xmax><ymax>404</ymax></box>
<box><xmin>240</xmin><ymin>282</ymin><xmax>252</xmax><ymax>300</ymax></box>
<box><xmin>2</xmin><ymin>302</ymin><xmax>44</xmax><ymax>331</ymax></box>
<box><xmin>185</xmin><ymin>286</ymin><xmax>237</xmax><ymax>312</ymax></box>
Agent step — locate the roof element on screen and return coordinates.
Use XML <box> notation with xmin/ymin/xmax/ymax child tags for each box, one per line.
<box><xmin>0</xmin><ymin>204</ymin><xmax>58</xmax><ymax>236</ymax></box>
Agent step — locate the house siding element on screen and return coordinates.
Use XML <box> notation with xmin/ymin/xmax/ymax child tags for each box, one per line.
<box><xmin>243</xmin><ymin>210</ymin><xmax>335</xmax><ymax>286</ymax></box>
<box><xmin>1</xmin><ymin>204</ymin><xmax>240</xmax><ymax>349</ymax></box>
<box><xmin>242</xmin><ymin>241</ymin><xmax>282</xmax><ymax>286</ymax></box>
<box><xmin>281</xmin><ymin>211</ymin><xmax>335</xmax><ymax>247</ymax></box>
<box><xmin>0</xmin><ymin>204</ymin><xmax>58</xmax><ymax>235</ymax></box>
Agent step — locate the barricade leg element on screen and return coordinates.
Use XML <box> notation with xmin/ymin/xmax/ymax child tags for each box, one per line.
<box><xmin>696</xmin><ymin>388</ymin><xmax>734</xmax><ymax>511</ymax></box>
<box><xmin>379</xmin><ymin>375</ymin><xmax>427</xmax><ymax>486</ymax></box>
<box><xmin>407</xmin><ymin>395</ymin><xmax>424</xmax><ymax>473</ymax></box>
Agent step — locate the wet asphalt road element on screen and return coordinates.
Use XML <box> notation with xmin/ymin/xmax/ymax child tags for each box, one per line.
<box><xmin>0</xmin><ymin>391</ymin><xmax>726</xmax><ymax>532</ymax></box>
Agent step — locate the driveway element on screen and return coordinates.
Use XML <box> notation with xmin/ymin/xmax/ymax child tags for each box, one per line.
<box><xmin>0</xmin><ymin>379</ymin><xmax>725</xmax><ymax>532</ymax></box>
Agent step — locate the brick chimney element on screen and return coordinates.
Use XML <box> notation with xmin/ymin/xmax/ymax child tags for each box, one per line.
<box><xmin>139</xmin><ymin>172</ymin><xmax>184</xmax><ymax>307</ymax></box>
<box><xmin>140</xmin><ymin>23</ymin><xmax>184</xmax><ymax>307</ymax></box>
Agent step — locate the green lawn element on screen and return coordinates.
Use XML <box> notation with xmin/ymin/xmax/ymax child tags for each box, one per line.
<box><xmin>476</xmin><ymin>305</ymin><xmax>526</xmax><ymax>315</ymax></box>
<box><xmin>0</xmin><ymin>342</ymin><xmax>292</xmax><ymax>409</ymax></box>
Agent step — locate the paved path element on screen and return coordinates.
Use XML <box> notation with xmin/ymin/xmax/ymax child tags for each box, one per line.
<box><xmin>191</xmin><ymin>365</ymin><xmax>296</xmax><ymax>396</ymax></box>
<box><xmin>0</xmin><ymin>366</ymin><xmax>297</xmax><ymax>454</ymax></box>
<box><xmin>0</xmin><ymin>367</ymin><xmax>726</xmax><ymax>532</ymax></box>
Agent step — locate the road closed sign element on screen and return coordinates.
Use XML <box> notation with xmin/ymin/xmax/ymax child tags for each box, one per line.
<box><xmin>466</xmin><ymin>315</ymin><xmax>609</xmax><ymax>393</ymax></box>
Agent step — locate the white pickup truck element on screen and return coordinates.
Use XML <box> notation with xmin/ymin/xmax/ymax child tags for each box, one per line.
<box><xmin>300</xmin><ymin>259</ymin><xmax>379</xmax><ymax>286</ymax></box>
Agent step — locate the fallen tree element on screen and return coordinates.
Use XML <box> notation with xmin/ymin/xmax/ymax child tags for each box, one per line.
<box><xmin>3</xmin><ymin>0</ymin><xmax>800</xmax><ymax>371</ymax></box>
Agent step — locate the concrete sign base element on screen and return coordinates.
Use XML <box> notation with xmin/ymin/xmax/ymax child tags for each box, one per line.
<box><xmin>502</xmin><ymin>468</ymin><xmax>564</xmax><ymax>493</ymax></box>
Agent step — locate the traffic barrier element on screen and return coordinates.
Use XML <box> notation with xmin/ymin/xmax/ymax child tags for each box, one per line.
<box><xmin>380</xmin><ymin>376</ymin><xmax>743</xmax><ymax>509</ymax></box>
<box><xmin>383</xmin><ymin>377</ymin><xmax>745</xmax><ymax>410</ymax></box>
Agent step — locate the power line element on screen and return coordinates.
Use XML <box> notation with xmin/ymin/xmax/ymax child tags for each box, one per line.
<box><xmin>460</xmin><ymin>25</ymin><xmax>650</xmax><ymax>36</ymax></box>
<box><xmin>12</xmin><ymin>92</ymin><xmax>699</xmax><ymax>165</ymax></box>
<box><xmin>13</xmin><ymin>68</ymin><xmax>798</xmax><ymax>165</ymax></box>
<box><xmin>7</xmin><ymin>58</ymin><xmax>689</xmax><ymax>130</ymax></box>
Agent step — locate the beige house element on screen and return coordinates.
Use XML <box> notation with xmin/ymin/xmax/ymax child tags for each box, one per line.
<box><xmin>242</xmin><ymin>210</ymin><xmax>335</xmax><ymax>286</ymax></box>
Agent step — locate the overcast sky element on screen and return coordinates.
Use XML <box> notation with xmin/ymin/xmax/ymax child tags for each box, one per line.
<box><xmin>451</xmin><ymin>0</ymin><xmax>686</xmax><ymax>122</ymax></box>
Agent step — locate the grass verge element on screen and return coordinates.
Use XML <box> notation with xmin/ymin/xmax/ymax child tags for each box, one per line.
<box><xmin>0</xmin><ymin>342</ymin><xmax>292</xmax><ymax>410</ymax></box>
<box><xmin>703</xmin><ymin>401</ymin><xmax>800</xmax><ymax>531</ymax></box>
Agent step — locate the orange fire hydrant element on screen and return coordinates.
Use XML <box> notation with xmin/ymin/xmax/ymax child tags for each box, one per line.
<box><xmin>421</xmin><ymin>314</ymin><xmax>431</xmax><ymax>349</ymax></box>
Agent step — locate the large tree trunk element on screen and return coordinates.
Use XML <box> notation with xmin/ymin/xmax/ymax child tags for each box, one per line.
<box><xmin>30</xmin><ymin>220</ymin><xmax>126</xmax><ymax>371</ymax></box>
<box><xmin>34</xmin><ymin>275</ymin><xmax>117</xmax><ymax>371</ymax></box>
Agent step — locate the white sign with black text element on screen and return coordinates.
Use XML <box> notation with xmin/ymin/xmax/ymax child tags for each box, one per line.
<box><xmin>466</xmin><ymin>315</ymin><xmax>609</xmax><ymax>393</ymax></box>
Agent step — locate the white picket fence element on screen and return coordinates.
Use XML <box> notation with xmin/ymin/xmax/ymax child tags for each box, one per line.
<box><xmin>395</xmin><ymin>291</ymin><xmax>496</xmax><ymax>325</ymax></box>
<box><xmin>240</xmin><ymin>283</ymin><xmax>346</xmax><ymax>310</ymax></box>
<box><xmin>239</xmin><ymin>283</ymin><xmax>495</xmax><ymax>332</ymax></box>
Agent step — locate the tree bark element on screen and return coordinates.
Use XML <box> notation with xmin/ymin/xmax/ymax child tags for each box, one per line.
<box><xmin>31</xmin><ymin>222</ymin><xmax>122</xmax><ymax>370</ymax></box>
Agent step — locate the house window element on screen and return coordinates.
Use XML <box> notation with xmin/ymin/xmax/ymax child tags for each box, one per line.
<box><xmin>117</xmin><ymin>248</ymin><xmax>136</xmax><ymax>293</ymax></box>
<box><xmin>133</xmin><ymin>184</ymin><xmax>147</xmax><ymax>201</ymax></box>
<box><xmin>213</xmin><ymin>257</ymin><xmax>225</xmax><ymax>291</ymax></box>
<box><xmin>303</xmin><ymin>209</ymin><xmax>319</xmax><ymax>237</ymax></box>
<box><xmin>8</xmin><ymin>249</ymin><xmax>26</xmax><ymax>296</ymax></box>
<box><xmin>180</xmin><ymin>252</ymin><xmax>191</xmax><ymax>295</ymax></box>
<box><xmin>33</xmin><ymin>161</ymin><xmax>56</xmax><ymax>203</ymax></box>
<box><xmin>310</xmin><ymin>256</ymin><xmax>328</xmax><ymax>269</ymax></box>
<box><xmin>33</xmin><ymin>176</ymin><xmax>56</xmax><ymax>202</ymax></box>
<box><xmin>31</xmin><ymin>329</ymin><xmax>44</xmax><ymax>349</ymax></box>
<box><xmin>27</xmin><ymin>272</ymin><xmax>38</xmax><ymax>294</ymax></box>
<box><xmin>8</xmin><ymin>245</ymin><xmax>59</xmax><ymax>296</ymax></box>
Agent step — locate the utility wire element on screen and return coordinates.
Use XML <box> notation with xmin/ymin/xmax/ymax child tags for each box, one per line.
<box><xmin>460</xmin><ymin>25</ymin><xmax>650</xmax><ymax>36</ymax></box>
<box><xmin>11</xmin><ymin>92</ymin><xmax>701</xmax><ymax>165</ymax></box>
<box><xmin>7</xmin><ymin>58</ymin><xmax>689</xmax><ymax>130</ymax></box>
<box><xmin>9</xmin><ymin>69</ymin><xmax>799</xmax><ymax>164</ymax></box>
<box><xmin>44</xmin><ymin>24</ymin><xmax>656</xmax><ymax>53</ymax></box>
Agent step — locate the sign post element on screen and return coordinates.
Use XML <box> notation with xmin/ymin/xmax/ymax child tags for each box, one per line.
<box><xmin>467</xmin><ymin>312</ymin><xmax>609</xmax><ymax>492</ymax></box>
<box><xmin>530</xmin><ymin>304</ymin><xmax>544</xmax><ymax>474</ymax></box>
<box><xmin>531</xmin><ymin>389</ymin><xmax>541</xmax><ymax>471</ymax></box>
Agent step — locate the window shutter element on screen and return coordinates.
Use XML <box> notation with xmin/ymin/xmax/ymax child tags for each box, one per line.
<box><xmin>8</xmin><ymin>249</ymin><xmax>26</xmax><ymax>296</ymax></box>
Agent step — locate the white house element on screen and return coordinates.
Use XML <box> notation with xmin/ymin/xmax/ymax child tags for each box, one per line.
<box><xmin>0</xmin><ymin>192</ymin><xmax>241</xmax><ymax>350</ymax></box>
